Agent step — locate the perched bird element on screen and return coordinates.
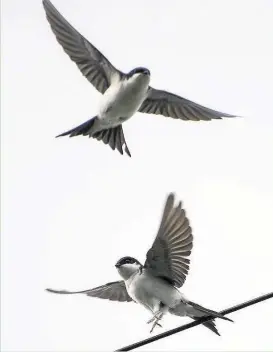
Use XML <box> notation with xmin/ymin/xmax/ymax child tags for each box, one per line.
<box><xmin>43</xmin><ymin>0</ymin><xmax>236</xmax><ymax>157</ymax></box>
<box><xmin>47</xmin><ymin>193</ymin><xmax>233</xmax><ymax>334</ymax></box>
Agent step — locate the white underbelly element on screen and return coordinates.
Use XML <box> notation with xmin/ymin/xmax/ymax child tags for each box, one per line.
<box><xmin>98</xmin><ymin>76</ymin><xmax>149</xmax><ymax>126</ymax></box>
<box><xmin>126</xmin><ymin>271</ymin><xmax>182</xmax><ymax>312</ymax></box>
<box><xmin>127</xmin><ymin>280</ymin><xmax>159</xmax><ymax>313</ymax></box>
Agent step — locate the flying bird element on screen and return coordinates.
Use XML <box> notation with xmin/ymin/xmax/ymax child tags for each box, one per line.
<box><xmin>47</xmin><ymin>193</ymin><xmax>233</xmax><ymax>334</ymax></box>
<box><xmin>43</xmin><ymin>0</ymin><xmax>236</xmax><ymax>157</ymax></box>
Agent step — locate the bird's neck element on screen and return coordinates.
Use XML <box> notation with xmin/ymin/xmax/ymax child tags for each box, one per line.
<box><xmin>117</xmin><ymin>263</ymin><xmax>142</xmax><ymax>281</ymax></box>
<box><xmin>125</xmin><ymin>74</ymin><xmax>150</xmax><ymax>90</ymax></box>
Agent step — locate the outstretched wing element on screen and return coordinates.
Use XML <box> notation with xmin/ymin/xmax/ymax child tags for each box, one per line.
<box><xmin>139</xmin><ymin>87</ymin><xmax>236</xmax><ymax>121</ymax></box>
<box><xmin>144</xmin><ymin>193</ymin><xmax>193</xmax><ymax>288</ymax></box>
<box><xmin>46</xmin><ymin>280</ymin><xmax>132</xmax><ymax>302</ymax></box>
<box><xmin>42</xmin><ymin>0</ymin><xmax>123</xmax><ymax>94</ymax></box>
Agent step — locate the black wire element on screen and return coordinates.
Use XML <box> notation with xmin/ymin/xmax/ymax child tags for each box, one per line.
<box><xmin>115</xmin><ymin>292</ymin><xmax>273</xmax><ymax>351</ymax></box>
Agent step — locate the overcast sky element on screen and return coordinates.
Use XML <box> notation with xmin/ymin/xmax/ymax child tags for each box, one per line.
<box><xmin>2</xmin><ymin>0</ymin><xmax>273</xmax><ymax>351</ymax></box>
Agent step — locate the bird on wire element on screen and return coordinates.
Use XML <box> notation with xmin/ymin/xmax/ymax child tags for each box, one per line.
<box><xmin>47</xmin><ymin>193</ymin><xmax>233</xmax><ymax>334</ymax></box>
<box><xmin>43</xmin><ymin>0</ymin><xmax>237</xmax><ymax>157</ymax></box>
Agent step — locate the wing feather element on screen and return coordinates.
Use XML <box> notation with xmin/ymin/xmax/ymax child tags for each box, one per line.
<box><xmin>42</xmin><ymin>0</ymin><xmax>123</xmax><ymax>94</ymax></box>
<box><xmin>46</xmin><ymin>280</ymin><xmax>132</xmax><ymax>302</ymax></box>
<box><xmin>144</xmin><ymin>193</ymin><xmax>194</xmax><ymax>288</ymax></box>
<box><xmin>139</xmin><ymin>87</ymin><xmax>236</xmax><ymax>121</ymax></box>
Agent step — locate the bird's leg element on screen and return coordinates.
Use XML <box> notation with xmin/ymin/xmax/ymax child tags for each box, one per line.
<box><xmin>149</xmin><ymin>312</ymin><xmax>164</xmax><ymax>333</ymax></box>
<box><xmin>147</xmin><ymin>311</ymin><xmax>162</xmax><ymax>324</ymax></box>
<box><xmin>147</xmin><ymin>302</ymin><xmax>167</xmax><ymax>324</ymax></box>
<box><xmin>147</xmin><ymin>311</ymin><xmax>164</xmax><ymax>333</ymax></box>
<box><xmin>150</xmin><ymin>322</ymin><xmax>162</xmax><ymax>333</ymax></box>
<box><xmin>147</xmin><ymin>302</ymin><xmax>167</xmax><ymax>332</ymax></box>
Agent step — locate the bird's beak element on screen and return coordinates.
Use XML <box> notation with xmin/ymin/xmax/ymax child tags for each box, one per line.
<box><xmin>115</xmin><ymin>263</ymin><xmax>120</xmax><ymax>268</ymax></box>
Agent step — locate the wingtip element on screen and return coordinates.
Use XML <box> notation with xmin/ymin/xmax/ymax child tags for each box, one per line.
<box><xmin>45</xmin><ymin>288</ymin><xmax>70</xmax><ymax>294</ymax></box>
<box><xmin>226</xmin><ymin>114</ymin><xmax>238</xmax><ymax>118</ymax></box>
<box><xmin>42</xmin><ymin>0</ymin><xmax>50</xmax><ymax>8</ymax></box>
<box><xmin>222</xmin><ymin>113</ymin><xmax>243</xmax><ymax>119</ymax></box>
<box><xmin>167</xmin><ymin>192</ymin><xmax>176</xmax><ymax>203</ymax></box>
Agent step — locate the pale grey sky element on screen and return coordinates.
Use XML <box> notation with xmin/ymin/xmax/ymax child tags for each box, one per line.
<box><xmin>1</xmin><ymin>0</ymin><xmax>273</xmax><ymax>351</ymax></box>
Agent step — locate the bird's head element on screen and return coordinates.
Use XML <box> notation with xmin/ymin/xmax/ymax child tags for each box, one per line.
<box><xmin>127</xmin><ymin>67</ymin><xmax>150</xmax><ymax>79</ymax></box>
<box><xmin>115</xmin><ymin>256</ymin><xmax>143</xmax><ymax>280</ymax></box>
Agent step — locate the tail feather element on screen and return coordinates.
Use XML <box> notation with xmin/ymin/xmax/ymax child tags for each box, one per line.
<box><xmin>56</xmin><ymin>117</ymin><xmax>131</xmax><ymax>156</ymax></box>
<box><xmin>191</xmin><ymin>317</ymin><xmax>220</xmax><ymax>336</ymax></box>
<box><xmin>56</xmin><ymin>117</ymin><xmax>97</xmax><ymax>137</ymax></box>
<box><xmin>170</xmin><ymin>299</ymin><xmax>233</xmax><ymax>336</ymax></box>
<box><xmin>187</xmin><ymin>300</ymin><xmax>233</xmax><ymax>322</ymax></box>
<box><xmin>170</xmin><ymin>306</ymin><xmax>221</xmax><ymax>336</ymax></box>
<box><xmin>93</xmin><ymin>125</ymin><xmax>131</xmax><ymax>156</ymax></box>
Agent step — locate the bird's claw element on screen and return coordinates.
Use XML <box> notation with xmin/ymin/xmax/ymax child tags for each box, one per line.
<box><xmin>147</xmin><ymin>316</ymin><xmax>155</xmax><ymax>324</ymax></box>
<box><xmin>147</xmin><ymin>312</ymin><xmax>163</xmax><ymax>332</ymax></box>
<box><xmin>150</xmin><ymin>321</ymin><xmax>162</xmax><ymax>333</ymax></box>
<box><xmin>147</xmin><ymin>312</ymin><xmax>162</xmax><ymax>324</ymax></box>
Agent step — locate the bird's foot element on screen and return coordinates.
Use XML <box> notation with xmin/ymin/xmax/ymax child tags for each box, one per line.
<box><xmin>149</xmin><ymin>319</ymin><xmax>162</xmax><ymax>333</ymax></box>
<box><xmin>147</xmin><ymin>312</ymin><xmax>163</xmax><ymax>333</ymax></box>
<box><xmin>147</xmin><ymin>311</ymin><xmax>163</xmax><ymax>324</ymax></box>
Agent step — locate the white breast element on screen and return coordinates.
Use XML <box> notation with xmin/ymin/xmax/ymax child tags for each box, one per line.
<box><xmin>98</xmin><ymin>74</ymin><xmax>150</xmax><ymax>126</ymax></box>
<box><xmin>126</xmin><ymin>270</ymin><xmax>183</xmax><ymax>312</ymax></box>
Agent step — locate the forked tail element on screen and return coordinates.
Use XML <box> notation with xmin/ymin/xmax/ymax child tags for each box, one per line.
<box><xmin>170</xmin><ymin>300</ymin><xmax>233</xmax><ymax>336</ymax></box>
<box><xmin>56</xmin><ymin>116</ymin><xmax>131</xmax><ymax>156</ymax></box>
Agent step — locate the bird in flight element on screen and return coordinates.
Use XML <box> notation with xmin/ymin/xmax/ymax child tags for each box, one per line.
<box><xmin>47</xmin><ymin>193</ymin><xmax>233</xmax><ymax>334</ymax></box>
<box><xmin>43</xmin><ymin>0</ymin><xmax>236</xmax><ymax>157</ymax></box>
